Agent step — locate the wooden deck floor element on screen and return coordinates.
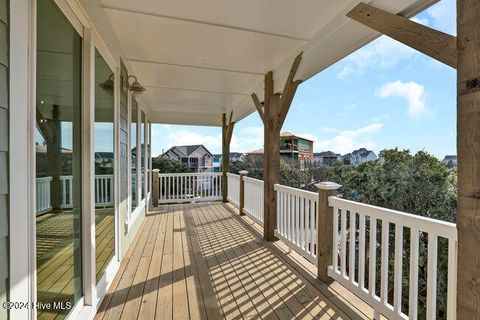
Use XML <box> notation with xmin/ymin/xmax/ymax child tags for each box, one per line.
<box><xmin>95</xmin><ymin>202</ymin><xmax>373</xmax><ymax>320</ymax></box>
<box><xmin>36</xmin><ymin>208</ymin><xmax>115</xmax><ymax>320</ymax></box>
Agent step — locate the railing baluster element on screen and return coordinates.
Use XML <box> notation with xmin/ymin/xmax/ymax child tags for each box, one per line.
<box><xmin>409</xmin><ymin>227</ymin><xmax>419</xmax><ymax>319</ymax></box>
<box><xmin>333</xmin><ymin>206</ymin><xmax>339</xmax><ymax>271</ymax></box>
<box><xmin>394</xmin><ymin>223</ymin><xmax>403</xmax><ymax>315</ymax></box>
<box><xmin>369</xmin><ymin>217</ymin><xmax>377</xmax><ymax>298</ymax></box>
<box><xmin>381</xmin><ymin>220</ymin><xmax>389</xmax><ymax>305</ymax></box>
<box><xmin>447</xmin><ymin>237</ymin><xmax>457</xmax><ymax>320</ymax></box>
<box><xmin>300</xmin><ymin>197</ymin><xmax>304</xmax><ymax>250</ymax></box>
<box><xmin>358</xmin><ymin>213</ymin><xmax>366</xmax><ymax>289</ymax></box>
<box><xmin>426</xmin><ymin>233</ymin><xmax>438</xmax><ymax>320</ymax></box>
<box><xmin>341</xmin><ymin>208</ymin><xmax>347</xmax><ymax>277</ymax></box>
<box><xmin>349</xmin><ymin>211</ymin><xmax>356</xmax><ymax>283</ymax></box>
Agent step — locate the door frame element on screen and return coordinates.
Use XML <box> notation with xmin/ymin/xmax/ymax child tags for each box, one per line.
<box><xmin>9</xmin><ymin>0</ymin><xmax>122</xmax><ymax>318</ymax></box>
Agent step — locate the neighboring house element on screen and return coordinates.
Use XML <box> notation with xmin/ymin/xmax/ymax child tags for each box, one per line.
<box><xmin>245</xmin><ymin>132</ymin><xmax>314</xmax><ymax>169</ymax></box>
<box><xmin>342</xmin><ymin>148</ymin><xmax>377</xmax><ymax>166</ymax></box>
<box><xmin>161</xmin><ymin>144</ymin><xmax>214</xmax><ymax>172</ymax></box>
<box><xmin>95</xmin><ymin>152</ymin><xmax>114</xmax><ymax>168</ymax></box>
<box><xmin>213</xmin><ymin>152</ymin><xmax>245</xmax><ymax>172</ymax></box>
<box><xmin>280</xmin><ymin>132</ymin><xmax>314</xmax><ymax>169</ymax></box>
<box><xmin>245</xmin><ymin>148</ymin><xmax>264</xmax><ymax>157</ymax></box>
<box><xmin>313</xmin><ymin>151</ymin><xmax>341</xmax><ymax>166</ymax></box>
<box><xmin>442</xmin><ymin>155</ymin><xmax>457</xmax><ymax>168</ymax></box>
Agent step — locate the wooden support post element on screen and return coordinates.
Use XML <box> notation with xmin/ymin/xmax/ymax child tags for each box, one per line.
<box><xmin>222</xmin><ymin>112</ymin><xmax>234</xmax><ymax>202</ymax></box>
<box><xmin>457</xmin><ymin>1</ymin><xmax>480</xmax><ymax>318</ymax></box>
<box><xmin>152</xmin><ymin>169</ymin><xmax>159</xmax><ymax>207</ymax></box>
<box><xmin>315</xmin><ymin>181</ymin><xmax>341</xmax><ymax>282</ymax></box>
<box><xmin>252</xmin><ymin>52</ymin><xmax>303</xmax><ymax>241</ymax></box>
<box><xmin>347</xmin><ymin>2</ymin><xmax>457</xmax><ymax>69</ymax></box>
<box><xmin>239</xmin><ymin>170</ymin><xmax>248</xmax><ymax>216</ymax></box>
<box><xmin>44</xmin><ymin>105</ymin><xmax>62</xmax><ymax>210</ymax></box>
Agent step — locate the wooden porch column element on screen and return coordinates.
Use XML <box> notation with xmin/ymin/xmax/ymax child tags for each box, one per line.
<box><xmin>315</xmin><ymin>182</ymin><xmax>341</xmax><ymax>282</ymax></box>
<box><xmin>252</xmin><ymin>52</ymin><xmax>303</xmax><ymax>241</ymax></box>
<box><xmin>152</xmin><ymin>169</ymin><xmax>159</xmax><ymax>207</ymax></box>
<box><xmin>222</xmin><ymin>112</ymin><xmax>234</xmax><ymax>202</ymax></box>
<box><xmin>457</xmin><ymin>1</ymin><xmax>480</xmax><ymax>318</ymax></box>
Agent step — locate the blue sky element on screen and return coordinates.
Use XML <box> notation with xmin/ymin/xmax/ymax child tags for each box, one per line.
<box><xmin>152</xmin><ymin>0</ymin><xmax>456</xmax><ymax>159</ymax></box>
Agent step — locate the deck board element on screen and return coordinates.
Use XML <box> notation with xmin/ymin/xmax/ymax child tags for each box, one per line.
<box><xmin>96</xmin><ymin>202</ymin><xmax>373</xmax><ymax>320</ymax></box>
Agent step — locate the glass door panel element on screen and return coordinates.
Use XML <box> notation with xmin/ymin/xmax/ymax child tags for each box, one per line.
<box><xmin>36</xmin><ymin>0</ymin><xmax>82</xmax><ymax>318</ymax></box>
<box><xmin>94</xmin><ymin>49</ymin><xmax>115</xmax><ymax>282</ymax></box>
<box><xmin>131</xmin><ymin>100</ymin><xmax>137</xmax><ymax>211</ymax></box>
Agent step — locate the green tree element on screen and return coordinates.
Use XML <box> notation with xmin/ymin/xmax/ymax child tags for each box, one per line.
<box><xmin>230</xmin><ymin>155</ymin><xmax>309</xmax><ymax>187</ymax></box>
<box><xmin>152</xmin><ymin>156</ymin><xmax>191</xmax><ymax>173</ymax></box>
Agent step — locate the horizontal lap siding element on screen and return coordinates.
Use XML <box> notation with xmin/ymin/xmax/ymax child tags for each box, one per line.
<box><xmin>0</xmin><ymin>0</ymin><xmax>8</xmax><ymax>319</ymax></box>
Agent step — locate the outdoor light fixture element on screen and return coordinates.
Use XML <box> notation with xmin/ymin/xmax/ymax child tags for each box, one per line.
<box><xmin>127</xmin><ymin>75</ymin><xmax>146</xmax><ymax>93</ymax></box>
<box><xmin>100</xmin><ymin>74</ymin><xmax>114</xmax><ymax>91</ymax></box>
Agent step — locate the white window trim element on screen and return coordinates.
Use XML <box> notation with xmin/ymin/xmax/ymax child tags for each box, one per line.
<box><xmin>10</xmin><ymin>0</ymin><xmax>123</xmax><ymax>319</ymax></box>
<box><xmin>9</xmin><ymin>1</ymin><xmax>37</xmax><ymax>319</ymax></box>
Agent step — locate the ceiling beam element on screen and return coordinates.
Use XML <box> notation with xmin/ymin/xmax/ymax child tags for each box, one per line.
<box><xmin>143</xmin><ymin>85</ymin><xmax>250</xmax><ymax>96</ymax></box>
<box><xmin>127</xmin><ymin>58</ymin><xmax>265</xmax><ymax>76</ymax></box>
<box><xmin>101</xmin><ymin>5</ymin><xmax>310</xmax><ymax>42</ymax></box>
<box><xmin>347</xmin><ymin>2</ymin><xmax>457</xmax><ymax>69</ymax></box>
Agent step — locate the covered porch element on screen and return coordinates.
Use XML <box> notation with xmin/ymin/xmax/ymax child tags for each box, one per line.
<box><xmin>4</xmin><ymin>0</ymin><xmax>478</xmax><ymax>319</ymax></box>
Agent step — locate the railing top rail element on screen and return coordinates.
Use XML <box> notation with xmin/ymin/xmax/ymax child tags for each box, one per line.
<box><xmin>329</xmin><ymin>196</ymin><xmax>457</xmax><ymax>240</ymax></box>
<box><xmin>243</xmin><ymin>176</ymin><xmax>264</xmax><ymax>184</ymax></box>
<box><xmin>227</xmin><ymin>173</ymin><xmax>240</xmax><ymax>178</ymax></box>
<box><xmin>95</xmin><ymin>174</ymin><xmax>115</xmax><ymax>178</ymax></box>
<box><xmin>274</xmin><ymin>183</ymin><xmax>317</xmax><ymax>201</ymax></box>
<box><xmin>158</xmin><ymin>172</ymin><xmax>222</xmax><ymax>177</ymax></box>
<box><xmin>36</xmin><ymin>176</ymin><xmax>53</xmax><ymax>181</ymax></box>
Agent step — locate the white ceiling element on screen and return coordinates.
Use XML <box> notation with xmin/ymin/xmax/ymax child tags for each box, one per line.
<box><xmin>99</xmin><ymin>0</ymin><xmax>438</xmax><ymax>126</ymax></box>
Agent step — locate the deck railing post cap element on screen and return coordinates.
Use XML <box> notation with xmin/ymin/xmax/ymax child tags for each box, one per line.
<box><xmin>152</xmin><ymin>169</ymin><xmax>160</xmax><ymax>173</ymax></box>
<box><xmin>315</xmin><ymin>181</ymin><xmax>342</xmax><ymax>190</ymax></box>
<box><xmin>239</xmin><ymin>170</ymin><xmax>249</xmax><ymax>175</ymax></box>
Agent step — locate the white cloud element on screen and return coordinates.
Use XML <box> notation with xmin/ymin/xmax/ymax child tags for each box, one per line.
<box><xmin>299</xmin><ymin>123</ymin><xmax>383</xmax><ymax>154</ymax></box>
<box><xmin>338</xmin><ymin>36</ymin><xmax>419</xmax><ymax>78</ymax></box>
<box><xmin>426</xmin><ymin>0</ymin><xmax>456</xmax><ymax>35</ymax></box>
<box><xmin>376</xmin><ymin>81</ymin><xmax>427</xmax><ymax>118</ymax></box>
<box><xmin>231</xmin><ymin>126</ymin><xmax>264</xmax><ymax>152</ymax></box>
<box><xmin>164</xmin><ymin>129</ymin><xmax>222</xmax><ymax>153</ymax></box>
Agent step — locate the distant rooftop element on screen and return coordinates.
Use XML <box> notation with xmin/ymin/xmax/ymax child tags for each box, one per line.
<box><xmin>314</xmin><ymin>151</ymin><xmax>340</xmax><ymax>157</ymax></box>
<box><xmin>280</xmin><ymin>131</ymin><xmax>314</xmax><ymax>142</ymax></box>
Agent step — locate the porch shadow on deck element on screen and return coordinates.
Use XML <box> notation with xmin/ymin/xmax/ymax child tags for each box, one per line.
<box><xmin>95</xmin><ymin>202</ymin><xmax>375</xmax><ymax>320</ymax></box>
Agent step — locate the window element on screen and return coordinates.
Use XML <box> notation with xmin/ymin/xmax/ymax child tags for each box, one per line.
<box><xmin>36</xmin><ymin>0</ymin><xmax>83</xmax><ymax>316</ymax></box>
<box><xmin>141</xmin><ymin>111</ymin><xmax>145</xmax><ymax>200</ymax></box>
<box><xmin>131</xmin><ymin>99</ymin><xmax>137</xmax><ymax>211</ymax></box>
<box><xmin>94</xmin><ymin>49</ymin><xmax>115</xmax><ymax>282</ymax></box>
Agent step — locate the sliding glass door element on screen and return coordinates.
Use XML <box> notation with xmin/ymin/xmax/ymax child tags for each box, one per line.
<box><xmin>94</xmin><ymin>50</ymin><xmax>115</xmax><ymax>282</ymax></box>
<box><xmin>35</xmin><ymin>0</ymin><xmax>82</xmax><ymax>318</ymax></box>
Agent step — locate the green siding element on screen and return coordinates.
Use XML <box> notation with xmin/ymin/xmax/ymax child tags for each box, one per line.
<box><xmin>298</xmin><ymin>138</ymin><xmax>311</xmax><ymax>151</ymax></box>
<box><xmin>0</xmin><ymin>1</ymin><xmax>8</xmax><ymax>319</ymax></box>
<box><xmin>119</xmin><ymin>60</ymin><xmax>145</xmax><ymax>258</ymax></box>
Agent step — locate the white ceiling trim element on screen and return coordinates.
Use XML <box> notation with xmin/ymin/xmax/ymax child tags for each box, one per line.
<box><xmin>100</xmin><ymin>5</ymin><xmax>311</xmax><ymax>42</ymax></box>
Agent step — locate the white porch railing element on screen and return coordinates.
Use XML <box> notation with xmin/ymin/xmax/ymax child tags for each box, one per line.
<box><xmin>242</xmin><ymin>176</ymin><xmax>263</xmax><ymax>225</ymax></box>
<box><xmin>60</xmin><ymin>175</ymin><xmax>74</xmax><ymax>209</ymax></box>
<box><xmin>328</xmin><ymin>196</ymin><xmax>457</xmax><ymax>320</ymax></box>
<box><xmin>227</xmin><ymin>173</ymin><xmax>240</xmax><ymax>206</ymax></box>
<box><xmin>36</xmin><ymin>174</ymin><xmax>115</xmax><ymax>213</ymax></box>
<box><xmin>158</xmin><ymin>172</ymin><xmax>222</xmax><ymax>204</ymax></box>
<box><xmin>95</xmin><ymin>174</ymin><xmax>115</xmax><ymax>207</ymax></box>
<box><xmin>274</xmin><ymin>184</ymin><xmax>318</xmax><ymax>265</ymax></box>
<box><xmin>36</xmin><ymin>176</ymin><xmax>53</xmax><ymax>214</ymax></box>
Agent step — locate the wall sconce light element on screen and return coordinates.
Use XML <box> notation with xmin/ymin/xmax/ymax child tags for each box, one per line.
<box><xmin>100</xmin><ymin>74</ymin><xmax>114</xmax><ymax>91</ymax></box>
<box><xmin>128</xmin><ymin>75</ymin><xmax>146</xmax><ymax>93</ymax></box>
